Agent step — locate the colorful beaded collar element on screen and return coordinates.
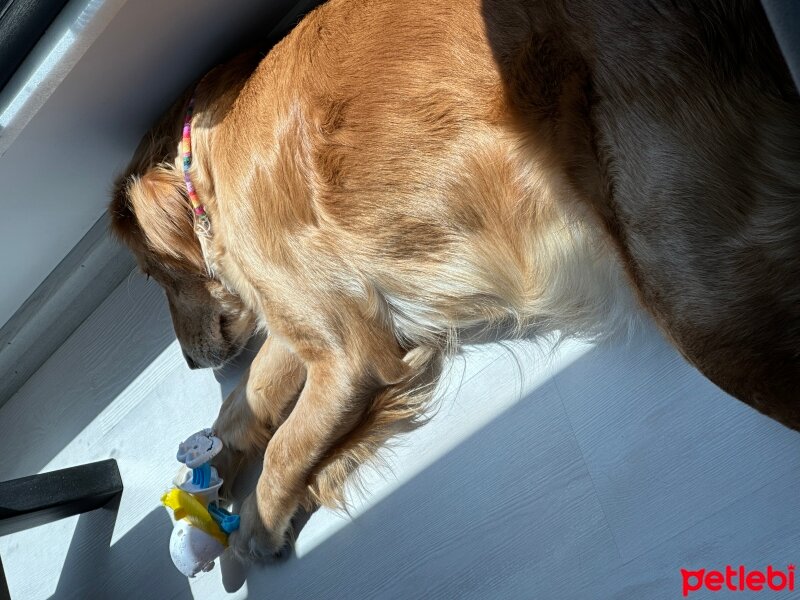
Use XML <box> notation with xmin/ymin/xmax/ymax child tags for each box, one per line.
<box><xmin>182</xmin><ymin>98</ymin><xmax>210</xmax><ymax>229</ymax></box>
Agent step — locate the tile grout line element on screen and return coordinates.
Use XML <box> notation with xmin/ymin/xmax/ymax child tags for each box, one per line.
<box><xmin>616</xmin><ymin>471</ymin><xmax>800</xmax><ymax>568</ymax></box>
<box><xmin>550</xmin><ymin>374</ymin><xmax>624</xmax><ymax>561</ymax></box>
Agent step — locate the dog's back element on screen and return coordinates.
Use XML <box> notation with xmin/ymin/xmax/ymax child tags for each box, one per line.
<box><xmin>115</xmin><ymin>0</ymin><xmax>799</xmax><ymax>430</ymax></box>
<box><xmin>482</xmin><ymin>0</ymin><xmax>800</xmax><ymax>426</ymax></box>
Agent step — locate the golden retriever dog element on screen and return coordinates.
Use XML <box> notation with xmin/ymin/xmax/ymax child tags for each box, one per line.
<box><xmin>109</xmin><ymin>0</ymin><xmax>799</xmax><ymax>560</ymax></box>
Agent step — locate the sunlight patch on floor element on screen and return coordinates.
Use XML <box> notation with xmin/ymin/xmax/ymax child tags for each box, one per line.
<box><xmin>294</xmin><ymin>337</ymin><xmax>595</xmax><ymax>558</ymax></box>
<box><xmin>32</xmin><ymin>340</ymin><xmax>221</xmax><ymax>549</ymax></box>
<box><xmin>38</xmin><ymin>339</ymin><xmax>183</xmax><ymax>474</ymax></box>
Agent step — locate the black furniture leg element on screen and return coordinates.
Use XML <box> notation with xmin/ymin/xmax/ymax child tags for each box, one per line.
<box><xmin>0</xmin><ymin>459</ymin><xmax>123</xmax><ymax>536</ymax></box>
<box><xmin>0</xmin><ymin>555</ymin><xmax>10</xmax><ymax>600</ymax></box>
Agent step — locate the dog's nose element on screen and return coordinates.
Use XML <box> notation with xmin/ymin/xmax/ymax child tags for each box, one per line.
<box><xmin>182</xmin><ymin>350</ymin><xmax>199</xmax><ymax>370</ymax></box>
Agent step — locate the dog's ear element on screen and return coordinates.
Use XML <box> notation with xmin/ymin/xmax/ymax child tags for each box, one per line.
<box><xmin>109</xmin><ymin>174</ymin><xmax>139</xmax><ymax>243</ymax></box>
<box><xmin>118</xmin><ymin>165</ymin><xmax>205</xmax><ymax>270</ymax></box>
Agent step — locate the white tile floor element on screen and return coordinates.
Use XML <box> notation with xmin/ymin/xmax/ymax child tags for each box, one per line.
<box><xmin>0</xmin><ymin>270</ymin><xmax>798</xmax><ymax>600</ymax></box>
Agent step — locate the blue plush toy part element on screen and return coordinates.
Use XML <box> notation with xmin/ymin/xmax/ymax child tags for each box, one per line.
<box><xmin>191</xmin><ymin>463</ymin><xmax>213</xmax><ymax>489</ymax></box>
<box><xmin>208</xmin><ymin>504</ymin><xmax>240</xmax><ymax>533</ymax></box>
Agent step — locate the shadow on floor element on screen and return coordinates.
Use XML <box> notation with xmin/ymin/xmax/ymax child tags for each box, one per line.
<box><xmin>36</xmin><ymin>325</ymin><xmax>800</xmax><ymax>600</ymax></box>
<box><xmin>219</xmin><ymin>337</ymin><xmax>800</xmax><ymax>600</ymax></box>
<box><xmin>0</xmin><ymin>276</ymin><xmax>175</xmax><ymax>479</ymax></box>
<box><xmin>49</xmin><ymin>501</ymin><xmax>190</xmax><ymax>600</ymax></box>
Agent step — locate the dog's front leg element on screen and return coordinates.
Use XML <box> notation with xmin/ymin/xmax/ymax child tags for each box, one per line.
<box><xmin>212</xmin><ymin>335</ymin><xmax>306</xmax><ymax>490</ymax></box>
<box><xmin>228</xmin><ymin>331</ymin><xmax>409</xmax><ymax>561</ymax></box>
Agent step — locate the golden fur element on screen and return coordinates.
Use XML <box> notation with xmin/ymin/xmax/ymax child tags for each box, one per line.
<box><xmin>109</xmin><ymin>0</ymin><xmax>799</xmax><ymax>560</ymax></box>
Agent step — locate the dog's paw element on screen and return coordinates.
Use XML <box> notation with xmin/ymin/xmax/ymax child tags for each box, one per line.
<box><xmin>228</xmin><ymin>494</ymin><xmax>291</xmax><ymax>564</ymax></box>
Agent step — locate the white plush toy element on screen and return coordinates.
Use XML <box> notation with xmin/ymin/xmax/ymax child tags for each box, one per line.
<box><xmin>162</xmin><ymin>429</ymin><xmax>240</xmax><ymax>577</ymax></box>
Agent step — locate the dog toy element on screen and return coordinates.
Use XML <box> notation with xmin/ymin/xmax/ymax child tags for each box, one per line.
<box><xmin>161</xmin><ymin>429</ymin><xmax>240</xmax><ymax>577</ymax></box>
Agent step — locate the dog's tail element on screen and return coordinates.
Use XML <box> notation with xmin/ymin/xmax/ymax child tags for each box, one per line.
<box><xmin>305</xmin><ymin>345</ymin><xmax>443</xmax><ymax>511</ymax></box>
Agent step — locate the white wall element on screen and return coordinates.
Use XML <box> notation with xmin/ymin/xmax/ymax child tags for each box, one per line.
<box><xmin>0</xmin><ymin>0</ymin><xmax>301</xmax><ymax>327</ymax></box>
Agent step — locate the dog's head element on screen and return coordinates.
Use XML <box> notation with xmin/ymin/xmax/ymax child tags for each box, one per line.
<box><xmin>110</xmin><ymin>154</ymin><xmax>255</xmax><ymax>370</ymax></box>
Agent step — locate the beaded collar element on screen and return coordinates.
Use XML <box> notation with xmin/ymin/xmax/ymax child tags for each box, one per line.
<box><xmin>181</xmin><ymin>98</ymin><xmax>210</xmax><ymax>230</ymax></box>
